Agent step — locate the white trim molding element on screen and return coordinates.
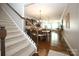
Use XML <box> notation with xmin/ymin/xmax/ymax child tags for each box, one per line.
<box><xmin>63</xmin><ymin>32</ymin><xmax>77</xmax><ymax>56</ymax></box>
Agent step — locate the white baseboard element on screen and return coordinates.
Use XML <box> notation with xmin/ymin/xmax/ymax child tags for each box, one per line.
<box><xmin>63</xmin><ymin>32</ymin><xmax>77</xmax><ymax>56</ymax></box>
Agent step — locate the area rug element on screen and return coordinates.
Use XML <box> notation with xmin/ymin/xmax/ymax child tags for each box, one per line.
<box><xmin>48</xmin><ymin>50</ymin><xmax>69</xmax><ymax>56</ymax></box>
<box><xmin>38</xmin><ymin>49</ymin><xmax>48</xmax><ymax>56</ymax></box>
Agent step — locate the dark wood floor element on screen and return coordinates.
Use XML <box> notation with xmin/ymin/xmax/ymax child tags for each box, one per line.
<box><xmin>27</xmin><ymin>30</ymin><xmax>74</xmax><ymax>56</ymax></box>
<box><xmin>33</xmin><ymin>38</ymin><xmax>74</xmax><ymax>56</ymax></box>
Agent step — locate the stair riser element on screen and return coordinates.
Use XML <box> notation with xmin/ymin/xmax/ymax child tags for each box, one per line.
<box><xmin>5</xmin><ymin>38</ymin><xmax>26</xmax><ymax>48</ymax></box>
<box><xmin>7</xmin><ymin>30</ymin><xmax>20</xmax><ymax>34</ymax></box>
<box><xmin>12</xmin><ymin>45</ymin><xmax>30</xmax><ymax>56</ymax></box>
<box><xmin>0</xmin><ymin>20</ymin><xmax>13</xmax><ymax>23</ymax></box>
<box><xmin>6</xmin><ymin>40</ymin><xmax>30</xmax><ymax>56</ymax></box>
<box><xmin>5</xmin><ymin>26</ymin><xmax>17</xmax><ymax>30</ymax></box>
<box><xmin>6</xmin><ymin>32</ymin><xmax>22</xmax><ymax>39</ymax></box>
<box><xmin>0</xmin><ymin>22</ymin><xmax>14</xmax><ymax>26</ymax></box>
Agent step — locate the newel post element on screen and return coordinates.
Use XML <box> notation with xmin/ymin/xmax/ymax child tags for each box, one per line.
<box><xmin>0</xmin><ymin>26</ymin><xmax>7</xmax><ymax>56</ymax></box>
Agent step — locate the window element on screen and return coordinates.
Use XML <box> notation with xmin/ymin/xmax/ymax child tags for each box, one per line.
<box><xmin>40</xmin><ymin>20</ymin><xmax>60</xmax><ymax>29</ymax></box>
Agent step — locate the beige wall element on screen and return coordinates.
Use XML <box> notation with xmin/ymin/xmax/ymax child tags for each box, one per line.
<box><xmin>63</xmin><ymin>4</ymin><xmax>79</xmax><ymax>55</ymax></box>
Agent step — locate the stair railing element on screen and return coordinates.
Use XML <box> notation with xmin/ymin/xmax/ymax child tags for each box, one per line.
<box><xmin>0</xmin><ymin>25</ymin><xmax>7</xmax><ymax>56</ymax></box>
<box><xmin>7</xmin><ymin>3</ymin><xmax>39</xmax><ymax>51</ymax></box>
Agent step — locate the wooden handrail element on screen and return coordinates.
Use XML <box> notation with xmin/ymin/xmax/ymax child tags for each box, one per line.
<box><xmin>7</xmin><ymin>3</ymin><xmax>39</xmax><ymax>46</ymax></box>
<box><xmin>7</xmin><ymin>3</ymin><xmax>37</xmax><ymax>30</ymax></box>
<box><xmin>0</xmin><ymin>26</ymin><xmax>7</xmax><ymax>56</ymax></box>
<box><xmin>7</xmin><ymin>3</ymin><xmax>39</xmax><ymax>51</ymax></box>
<box><xmin>7</xmin><ymin>4</ymin><xmax>24</xmax><ymax>19</ymax></box>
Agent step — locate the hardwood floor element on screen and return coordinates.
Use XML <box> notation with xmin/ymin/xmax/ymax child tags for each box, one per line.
<box><xmin>38</xmin><ymin>41</ymin><xmax>50</xmax><ymax>56</ymax></box>
<box><xmin>28</xmin><ymin>30</ymin><xmax>74</xmax><ymax>56</ymax></box>
<box><xmin>34</xmin><ymin>38</ymin><xmax>73</xmax><ymax>56</ymax></box>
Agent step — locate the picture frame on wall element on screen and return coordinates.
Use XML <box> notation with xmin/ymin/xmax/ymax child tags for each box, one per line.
<box><xmin>64</xmin><ymin>12</ymin><xmax>70</xmax><ymax>29</ymax></box>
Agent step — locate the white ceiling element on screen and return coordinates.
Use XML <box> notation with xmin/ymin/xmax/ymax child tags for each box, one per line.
<box><xmin>24</xmin><ymin>3</ymin><xmax>67</xmax><ymax>20</ymax></box>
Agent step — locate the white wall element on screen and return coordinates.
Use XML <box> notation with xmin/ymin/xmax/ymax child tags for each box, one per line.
<box><xmin>63</xmin><ymin>4</ymin><xmax>79</xmax><ymax>55</ymax></box>
<box><xmin>9</xmin><ymin>3</ymin><xmax>25</xmax><ymax>17</ymax></box>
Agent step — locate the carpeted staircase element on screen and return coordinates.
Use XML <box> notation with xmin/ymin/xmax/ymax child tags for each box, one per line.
<box><xmin>0</xmin><ymin>7</ymin><xmax>37</xmax><ymax>56</ymax></box>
